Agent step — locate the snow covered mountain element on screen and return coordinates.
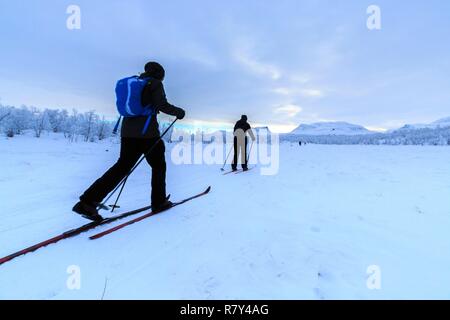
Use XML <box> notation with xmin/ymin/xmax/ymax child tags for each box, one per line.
<box><xmin>281</xmin><ymin>117</ymin><xmax>450</xmax><ymax>145</ymax></box>
<box><xmin>289</xmin><ymin>122</ymin><xmax>374</xmax><ymax>136</ymax></box>
<box><xmin>395</xmin><ymin>117</ymin><xmax>450</xmax><ymax>132</ymax></box>
<box><xmin>431</xmin><ymin>116</ymin><xmax>450</xmax><ymax>127</ymax></box>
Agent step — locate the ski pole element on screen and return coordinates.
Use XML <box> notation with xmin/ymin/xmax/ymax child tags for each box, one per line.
<box><xmin>220</xmin><ymin>145</ymin><xmax>233</xmax><ymax>171</ymax></box>
<box><xmin>101</xmin><ymin>118</ymin><xmax>178</xmax><ymax>212</ymax></box>
<box><xmin>246</xmin><ymin>140</ymin><xmax>255</xmax><ymax>163</ymax></box>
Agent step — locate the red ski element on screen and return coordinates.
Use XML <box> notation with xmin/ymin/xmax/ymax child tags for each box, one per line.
<box><xmin>0</xmin><ymin>205</ymin><xmax>154</xmax><ymax>266</ymax></box>
<box><xmin>90</xmin><ymin>186</ymin><xmax>211</xmax><ymax>240</ymax></box>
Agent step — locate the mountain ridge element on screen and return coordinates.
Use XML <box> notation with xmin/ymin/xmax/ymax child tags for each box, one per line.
<box><xmin>290</xmin><ymin>121</ymin><xmax>374</xmax><ymax>136</ymax></box>
<box><xmin>288</xmin><ymin>117</ymin><xmax>450</xmax><ymax>136</ymax></box>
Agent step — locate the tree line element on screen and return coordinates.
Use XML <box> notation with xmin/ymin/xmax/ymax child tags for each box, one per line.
<box><xmin>283</xmin><ymin>128</ymin><xmax>450</xmax><ymax>146</ymax></box>
<box><xmin>0</xmin><ymin>104</ymin><xmax>116</xmax><ymax>142</ymax></box>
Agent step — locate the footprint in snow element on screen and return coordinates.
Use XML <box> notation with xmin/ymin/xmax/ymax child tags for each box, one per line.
<box><xmin>414</xmin><ymin>206</ymin><xmax>424</xmax><ymax>215</ymax></box>
<box><xmin>313</xmin><ymin>287</ymin><xmax>325</xmax><ymax>300</ymax></box>
<box><xmin>310</xmin><ymin>226</ymin><xmax>321</xmax><ymax>233</ymax></box>
<box><xmin>203</xmin><ymin>277</ymin><xmax>219</xmax><ymax>298</ymax></box>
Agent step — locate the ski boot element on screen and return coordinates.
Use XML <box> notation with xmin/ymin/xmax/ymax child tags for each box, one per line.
<box><xmin>73</xmin><ymin>201</ymin><xmax>104</xmax><ymax>222</ymax></box>
<box><xmin>151</xmin><ymin>199</ymin><xmax>174</xmax><ymax>213</ymax></box>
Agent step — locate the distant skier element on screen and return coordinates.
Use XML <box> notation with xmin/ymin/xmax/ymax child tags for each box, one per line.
<box><xmin>73</xmin><ymin>62</ymin><xmax>186</xmax><ymax>221</ymax></box>
<box><xmin>232</xmin><ymin>115</ymin><xmax>256</xmax><ymax>172</ymax></box>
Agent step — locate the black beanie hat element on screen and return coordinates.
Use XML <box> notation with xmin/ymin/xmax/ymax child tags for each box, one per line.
<box><xmin>144</xmin><ymin>62</ymin><xmax>165</xmax><ymax>80</ymax></box>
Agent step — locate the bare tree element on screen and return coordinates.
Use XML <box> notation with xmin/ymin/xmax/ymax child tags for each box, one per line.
<box><xmin>0</xmin><ymin>111</ymin><xmax>10</xmax><ymax>124</ymax></box>
<box><xmin>47</xmin><ymin>109</ymin><xmax>67</xmax><ymax>133</ymax></box>
<box><xmin>63</xmin><ymin>109</ymin><xmax>79</xmax><ymax>142</ymax></box>
<box><xmin>31</xmin><ymin>107</ymin><xmax>49</xmax><ymax>138</ymax></box>
<box><xmin>97</xmin><ymin>116</ymin><xmax>107</xmax><ymax>141</ymax></box>
<box><xmin>82</xmin><ymin>111</ymin><xmax>97</xmax><ymax>142</ymax></box>
<box><xmin>12</xmin><ymin>106</ymin><xmax>31</xmax><ymax>135</ymax></box>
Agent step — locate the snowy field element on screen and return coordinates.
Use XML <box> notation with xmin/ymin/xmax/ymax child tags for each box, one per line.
<box><xmin>0</xmin><ymin>132</ymin><xmax>449</xmax><ymax>300</ymax></box>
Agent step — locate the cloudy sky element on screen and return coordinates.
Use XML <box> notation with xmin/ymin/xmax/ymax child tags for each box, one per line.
<box><xmin>0</xmin><ymin>0</ymin><xmax>449</xmax><ymax>132</ymax></box>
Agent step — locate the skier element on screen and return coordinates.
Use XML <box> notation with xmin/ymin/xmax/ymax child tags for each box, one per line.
<box><xmin>73</xmin><ymin>62</ymin><xmax>186</xmax><ymax>221</ymax></box>
<box><xmin>232</xmin><ymin>115</ymin><xmax>256</xmax><ymax>172</ymax></box>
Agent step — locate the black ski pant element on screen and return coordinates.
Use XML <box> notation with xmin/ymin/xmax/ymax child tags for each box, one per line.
<box><xmin>80</xmin><ymin>137</ymin><xmax>167</xmax><ymax>207</ymax></box>
<box><xmin>232</xmin><ymin>136</ymin><xmax>248</xmax><ymax>170</ymax></box>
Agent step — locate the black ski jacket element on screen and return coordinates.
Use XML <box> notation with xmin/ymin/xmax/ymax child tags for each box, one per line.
<box><xmin>234</xmin><ymin>119</ymin><xmax>256</xmax><ymax>140</ymax></box>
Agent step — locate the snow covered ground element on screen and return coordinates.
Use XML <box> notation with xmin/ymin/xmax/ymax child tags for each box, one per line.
<box><xmin>1</xmin><ymin>132</ymin><xmax>449</xmax><ymax>300</ymax></box>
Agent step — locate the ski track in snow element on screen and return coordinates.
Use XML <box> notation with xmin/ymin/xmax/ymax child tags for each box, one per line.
<box><xmin>0</xmin><ymin>133</ymin><xmax>450</xmax><ymax>299</ymax></box>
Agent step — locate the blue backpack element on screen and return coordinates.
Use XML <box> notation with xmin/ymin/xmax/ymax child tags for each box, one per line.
<box><xmin>113</xmin><ymin>76</ymin><xmax>156</xmax><ymax>135</ymax></box>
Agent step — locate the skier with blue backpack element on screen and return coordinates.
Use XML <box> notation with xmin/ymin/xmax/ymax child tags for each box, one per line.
<box><xmin>73</xmin><ymin>62</ymin><xmax>185</xmax><ymax>221</ymax></box>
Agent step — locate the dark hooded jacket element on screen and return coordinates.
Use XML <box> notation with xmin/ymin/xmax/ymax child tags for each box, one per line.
<box><xmin>121</xmin><ymin>76</ymin><xmax>183</xmax><ymax>139</ymax></box>
<box><xmin>234</xmin><ymin>116</ymin><xmax>256</xmax><ymax>140</ymax></box>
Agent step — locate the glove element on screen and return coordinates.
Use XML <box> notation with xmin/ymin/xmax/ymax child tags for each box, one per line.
<box><xmin>176</xmin><ymin>108</ymin><xmax>186</xmax><ymax>120</ymax></box>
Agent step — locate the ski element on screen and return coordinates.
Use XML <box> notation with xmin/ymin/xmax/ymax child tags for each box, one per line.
<box><xmin>90</xmin><ymin>186</ymin><xmax>211</xmax><ymax>240</ymax></box>
<box><xmin>0</xmin><ymin>205</ymin><xmax>154</xmax><ymax>266</ymax></box>
<box><xmin>235</xmin><ymin>167</ymin><xmax>255</xmax><ymax>174</ymax></box>
<box><xmin>222</xmin><ymin>170</ymin><xmax>237</xmax><ymax>175</ymax></box>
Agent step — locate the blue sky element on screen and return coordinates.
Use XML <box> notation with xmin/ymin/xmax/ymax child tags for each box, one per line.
<box><xmin>0</xmin><ymin>0</ymin><xmax>449</xmax><ymax>132</ymax></box>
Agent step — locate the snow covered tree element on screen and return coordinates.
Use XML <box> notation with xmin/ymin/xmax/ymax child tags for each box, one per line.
<box><xmin>95</xmin><ymin>116</ymin><xmax>115</xmax><ymax>141</ymax></box>
<box><xmin>62</xmin><ymin>109</ymin><xmax>80</xmax><ymax>142</ymax></box>
<box><xmin>0</xmin><ymin>109</ymin><xmax>10</xmax><ymax>124</ymax></box>
<box><xmin>0</xmin><ymin>105</ymin><xmax>12</xmax><ymax>137</ymax></box>
<box><xmin>47</xmin><ymin>109</ymin><xmax>68</xmax><ymax>133</ymax></box>
<box><xmin>30</xmin><ymin>107</ymin><xmax>50</xmax><ymax>138</ymax></box>
<box><xmin>0</xmin><ymin>105</ymin><xmax>114</xmax><ymax>141</ymax></box>
<box><xmin>1</xmin><ymin>106</ymin><xmax>32</xmax><ymax>137</ymax></box>
<box><xmin>97</xmin><ymin>116</ymin><xmax>107</xmax><ymax>141</ymax></box>
<box><xmin>80</xmin><ymin>111</ymin><xmax>97</xmax><ymax>142</ymax></box>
